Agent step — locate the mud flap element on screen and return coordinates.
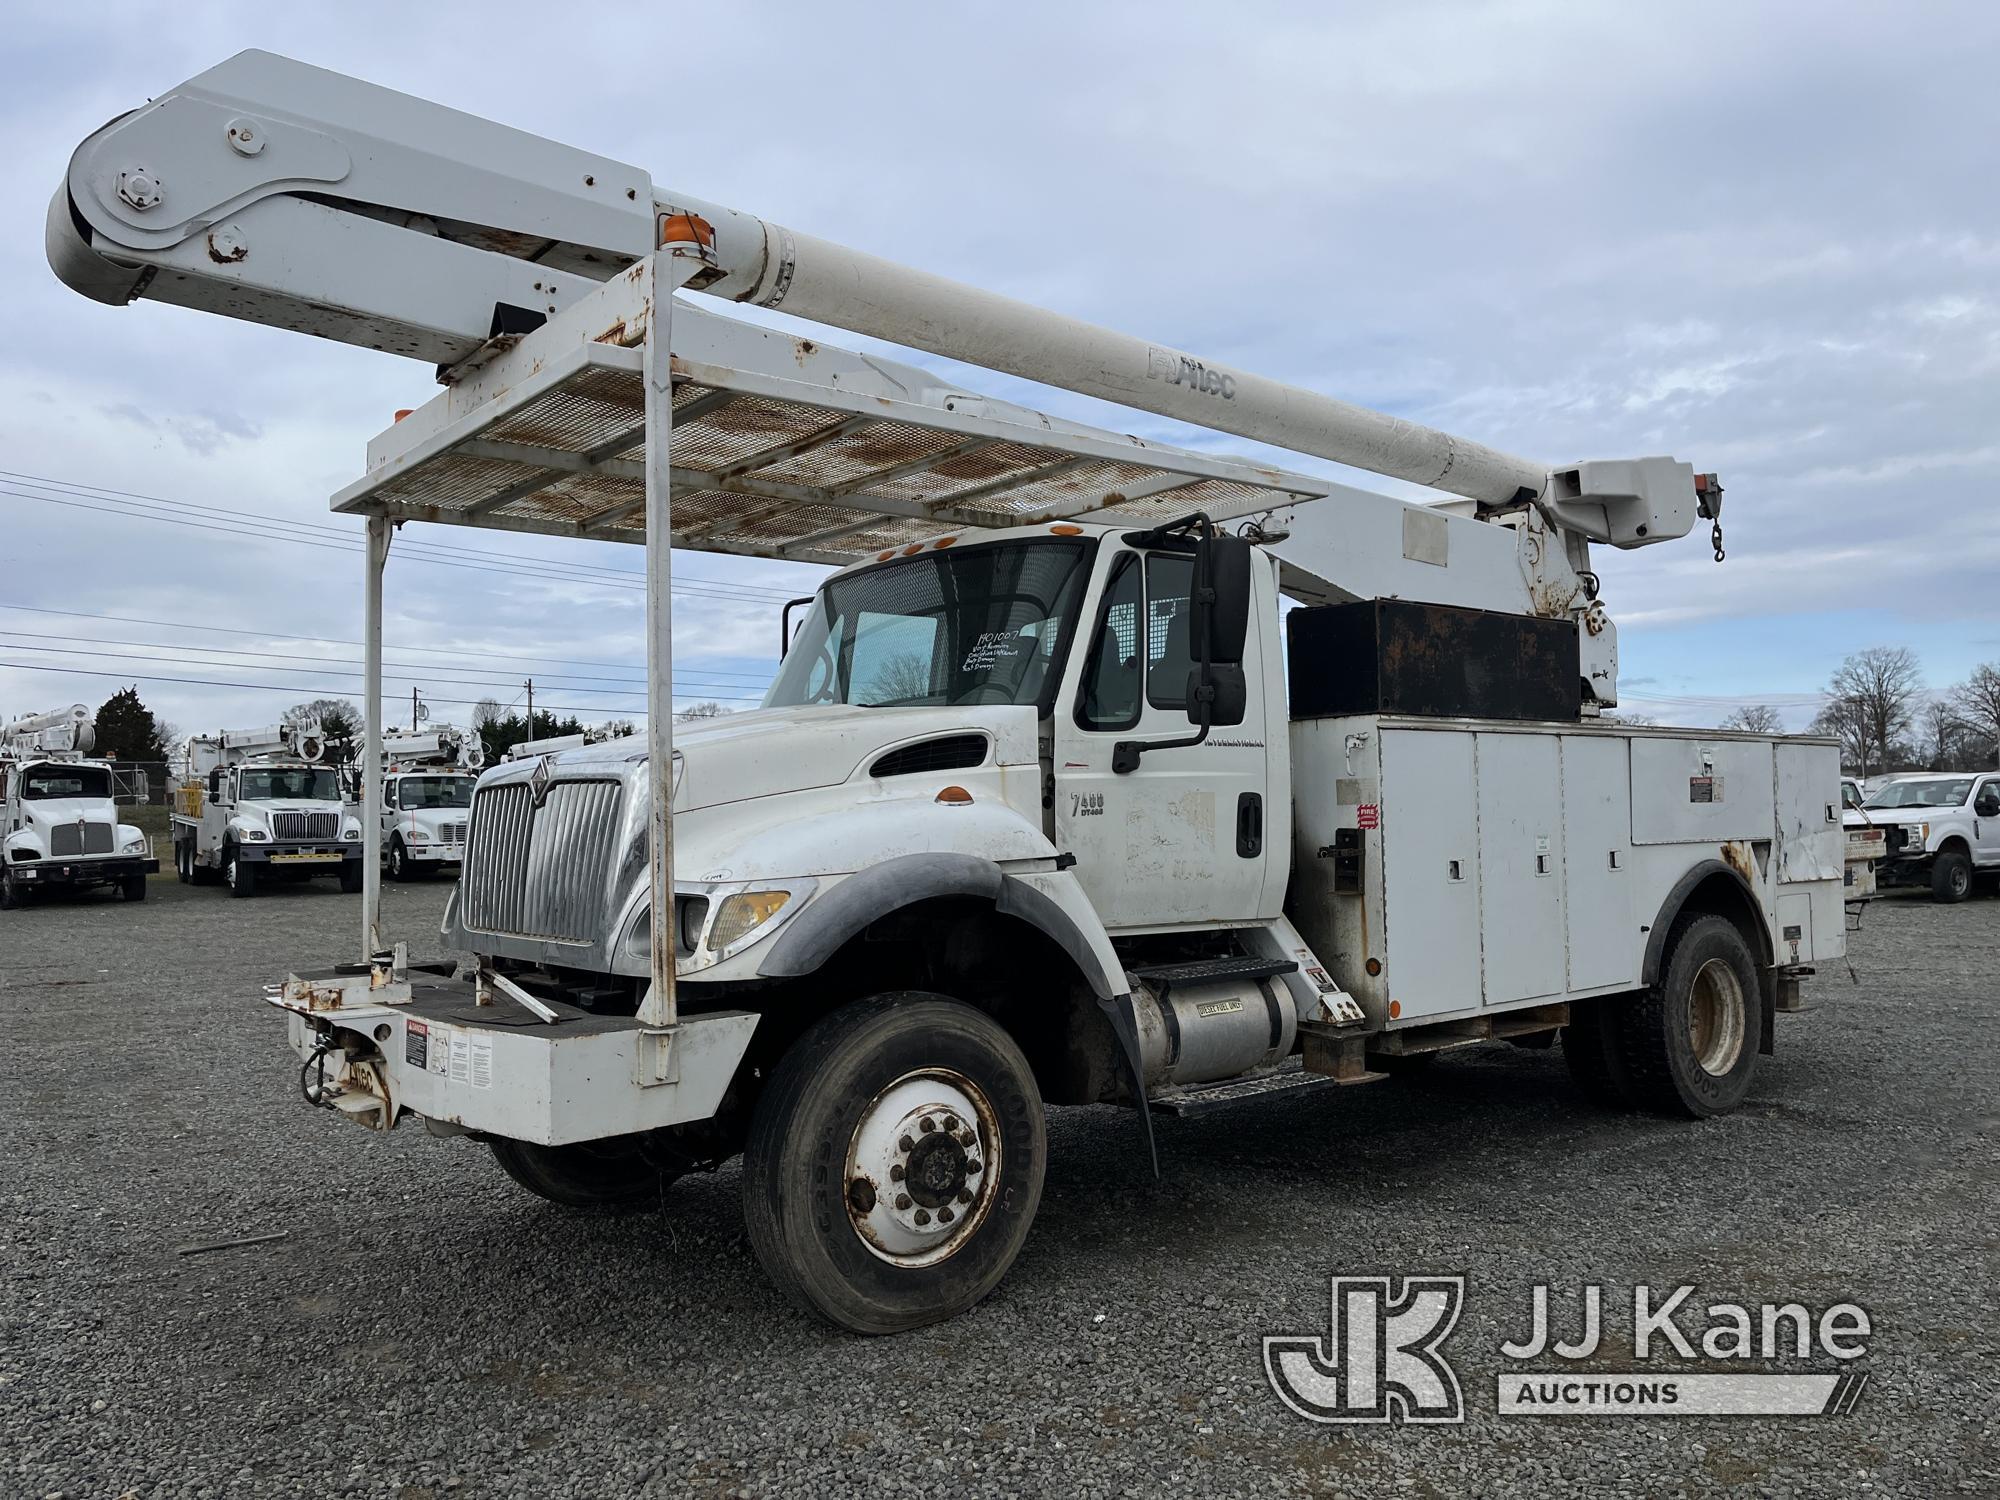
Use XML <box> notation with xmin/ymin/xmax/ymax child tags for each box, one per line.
<box><xmin>1096</xmin><ymin>991</ymin><xmax>1159</xmax><ymax>1179</ymax></box>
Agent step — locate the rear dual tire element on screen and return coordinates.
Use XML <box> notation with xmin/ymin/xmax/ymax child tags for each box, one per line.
<box><xmin>1565</xmin><ymin>913</ymin><xmax>1762</xmax><ymax>1119</ymax></box>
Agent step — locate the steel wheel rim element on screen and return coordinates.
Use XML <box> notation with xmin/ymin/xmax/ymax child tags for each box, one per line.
<box><xmin>843</xmin><ymin>1067</ymin><xmax>1002</xmax><ymax>1268</ymax></box>
<box><xmin>1949</xmin><ymin>864</ymin><xmax>1969</xmax><ymax>897</ymax></box>
<box><xmin>1688</xmin><ymin>957</ymin><xmax>1746</xmax><ymax>1076</ymax></box>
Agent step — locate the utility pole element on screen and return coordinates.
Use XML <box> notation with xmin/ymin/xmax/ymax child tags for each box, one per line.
<box><xmin>524</xmin><ymin>678</ymin><xmax>534</xmax><ymax>731</ymax></box>
<box><xmin>411</xmin><ymin>686</ymin><xmax>419</xmax><ymax>731</ymax></box>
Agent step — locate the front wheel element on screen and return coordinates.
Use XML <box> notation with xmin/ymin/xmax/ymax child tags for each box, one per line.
<box><xmin>1621</xmin><ymin>914</ymin><xmax>1761</xmax><ymax>1118</ymax></box>
<box><xmin>0</xmin><ymin>870</ymin><xmax>21</xmax><ymax>911</ymax></box>
<box><xmin>489</xmin><ymin>1137</ymin><xmax>674</xmax><ymax>1209</ymax></box>
<box><xmin>1931</xmin><ymin>849</ymin><xmax>1973</xmax><ymax>903</ymax></box>
<box><xmin>175</xmin><ymin>841</ymin><xmax>192</xmax><ymax>884</ymax></box>
<box><xmin>742</xmin><ymin>993</ymin><xmax>1046</xmax><ymax>1335</ymax></box>
<box><xmin>226</xmin><ymin>848</ymin><xmax>258</xmax><ymax>899</ymax></box>
<box><xmin>387</xmin><ymin>839</ymin><xmax>409</xmax><ymax>882</ymax></box>
<box><xmin>338</xmin><ymin>862</ymin><xmax>363</xmax><ymax>894</ymax></box>
<box><xmin>120</xmin><ymin>874</ymin><xmax>147</xmax><ymax>902</ymax></box>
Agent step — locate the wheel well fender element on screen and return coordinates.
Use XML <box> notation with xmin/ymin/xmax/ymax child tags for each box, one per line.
<box><xmin>1933</xmin><ymin>834</ymin><xmax>1971</xmax><ymax>858</ymax></box>
<box><xmin>1642</xmin><ymin>858</ymin><xmax>1776</xmax><ymax>1055</ymax></box>
<box><xmin>756</xmin><ymin>853</ymin><xmax>1003</xmax><ymax>979</ymax></box>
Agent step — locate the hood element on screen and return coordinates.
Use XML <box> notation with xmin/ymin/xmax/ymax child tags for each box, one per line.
<box><xmin>24</xmin><ymin>797</ymin><xmax>117</xmax><ymax>829</ymax></box>
<box><xmin>516</xmin><ymin>704</ymin><xmax>1040</xmax><ymax>811</ymax></box>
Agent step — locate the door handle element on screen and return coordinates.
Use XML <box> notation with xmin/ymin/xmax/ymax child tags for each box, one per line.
<box><xmin>1236</xmin><ymin>792</ymin><xmax>1263</xmax><ymax>858</ymax></box>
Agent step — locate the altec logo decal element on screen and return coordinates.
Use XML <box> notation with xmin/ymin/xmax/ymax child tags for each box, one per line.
<box><xmin>1147</xmin><ymin>347</ymin><xmax>1237</xmax><ymax>400</ymax></box>
<box><xmin>1265</xmin><ymin>1279</ymin><xmax>1873</xmax><ymax>1424</ymax></box>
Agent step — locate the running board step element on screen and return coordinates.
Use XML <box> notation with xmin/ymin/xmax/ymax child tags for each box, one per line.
<box><xmin>1128</xmin><ymin>956</ymin><xmax>1299</xmax><ymax>997</ymax></box>
<box><xmin>1148</xmin><ymin>1057</ymin><xmax>1347</xmax><ymax>1117</ymax></box>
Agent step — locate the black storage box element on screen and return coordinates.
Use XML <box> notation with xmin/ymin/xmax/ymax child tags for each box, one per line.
<box><xmin>1286</xmin><ymin>599</ymin><xmax>1581</xmax><ymax>722</ymax></box>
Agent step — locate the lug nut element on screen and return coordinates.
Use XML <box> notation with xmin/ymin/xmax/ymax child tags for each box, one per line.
<box><xmin>965</xmin><ymin>1157</ymin><xmax>982</xmax><ymax>1175</ymax></box>
<box><xmin>899</xmin><ymin>1133</ymin><xmax>915</xmax><ymax>1152</ymax></box>
<box><xmin>941</xmin><ymin>1114</ymin><xmax>959</xmax><ymax>1133</ymax></box>
<box><xmin>957</xmin><ymin>1189</ymin><xmax>974</xmax><ymax>1205</ymax></box>
<box><xmin>895</xmin><ymin>1193</ymin><xmax>912</xmax><ymax>1211</ymax></box>
<box><xmin>889</xmin><ymin>1163</ymin><xmax>905</xmax><ymax>1182</ymax></box>
<box><xmin>937</xmin><ymin>1206</ymin><xmax>955</xmax><ymax>1224</ymax></box>
<box><xmin>958</xmin><ymin>1130</ymin><xmax>977</xmax><ymax>1148</ymax></box>
<box><xmin>920</xmin><ymin>1115</ymin><xmax>936</xmax><ymax>1133</ymax></box>
<box><xmin>914</xmin><ymin>1208</ymin><xmax>931</xmax><ymax>1226</ymax></box>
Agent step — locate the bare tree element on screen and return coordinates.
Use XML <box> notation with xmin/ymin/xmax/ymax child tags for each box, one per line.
<box><xmin>470</xmin><ymin>697</ymin><xmax>504</xmax><ymax>729</ymax></box>
<box><xmin>1808</xmin><ymin>695</ymin><xmax>1873</xmax><ymax>777</ymax></box>
<box><xmin>1600</xmin><ymin>711</ymin><xmax>1659</xmax><ymax>726</ymax></box>
<box><xmin>1720</xmin><ymin>704</ymin><xmax>1783</xmax><ymax>734</ymax></box>
<box><xmin>1820</xmin><ymin>647</ymin><xmax>1923</xmax><ymax>776</ymax></box>
<box><xmin>862</xmin><ymin>652</ymin><xmax>935</xmax><ymax>705</ymax></box>
<box><xmin>675</xmin><ymin>701</ymin><xmax>730</xmax><ymax>722</ymax></box>
<box><xmin>1951</xmin><ymin>662</ymin><xmax>2000</xmax><ymax>769</ymax></box>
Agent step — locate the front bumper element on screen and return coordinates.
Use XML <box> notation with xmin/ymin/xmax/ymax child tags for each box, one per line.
<box><xmin>239</xmin><ymin>843</ymin><xmax>361</xmax><ymax>866</ymax></box>
<box><xmin>8</xmin><ymin>854</ymin><xmax>158</xmax><ymax>884</ymax></box>
<box><xmin>272</xmin><ymin>965</ymin><xmax>757</xmax><ymax>1146</ymax></box>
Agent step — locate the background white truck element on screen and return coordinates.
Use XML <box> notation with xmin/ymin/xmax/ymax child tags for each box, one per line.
<box><xmin>1859</xmin><ymin>771</ymin><xmax>2000</xmax><ymax>902</ymax></box>
<box><xmin>1</xmin><ymin>704</ymin><xmax>157</xmax><ymax>908</ymax></box>
<box><xmin>374</xmin><ymin>726</ymin><xmax>482</xmax><ymax>881</ymax></box>
<box><xmin>52</xmin><ymin>50</ymin><xmax>1845</xmax><ymax>1334</ymax></box>
<box><xmin>169</xmin><ymin>723</ymin><xmax>364</xmax><ymax>896</ymax></box>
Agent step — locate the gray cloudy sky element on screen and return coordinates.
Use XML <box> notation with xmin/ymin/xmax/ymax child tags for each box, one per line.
<box><xmin>4</xmin><ymin>1</ymin><xmax>1997</xmax><ymax>746</ymax></box>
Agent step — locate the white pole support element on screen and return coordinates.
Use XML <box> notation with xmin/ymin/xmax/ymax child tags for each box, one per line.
<box><xmin>362</xmin><ymin>514</ymin><xmax>391</xmax><ymax>960</ymax></box>
<box><xmin>636</xmin><ymin>225</ymin><xmax>719</xmax><ymax>1036</ymax></box>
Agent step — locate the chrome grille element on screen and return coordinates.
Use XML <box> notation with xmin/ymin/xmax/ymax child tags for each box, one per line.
<box><xmin>49</xmin><ymin>823</ymin><xmax>111</xmax><ymax>855</ymax></box>
<box><xmin>272</xmin><ymin>811</ymin><xmax>339</xmax><ymax>840</ymax></box>
<box><xmin>440</xmin><ymin>821</ymin><xmax>468</xmax><ymax>844</ymax></box>
<box><xmin>462</xmin><ymin>780</ymin><xmax>622</xmax><ymax>943</ymax></box>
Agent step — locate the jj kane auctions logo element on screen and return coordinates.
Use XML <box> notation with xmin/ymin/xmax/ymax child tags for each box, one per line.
<box><xmin>1265</xmin><ymin>1278</ymin><xmax>1872</xmax><ymax>1423</ymax></box>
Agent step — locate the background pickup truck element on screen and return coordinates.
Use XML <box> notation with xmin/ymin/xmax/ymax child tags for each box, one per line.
<box><xmin>1859</xmin><ymin>772</ymin><xmax>2000</xmax><ymax>902</ymax></box>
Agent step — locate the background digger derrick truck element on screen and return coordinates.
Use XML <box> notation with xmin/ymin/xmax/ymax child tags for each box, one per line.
<box><xmin>51</xmin><ymin>51</ymin><xmax>1845</xmax><ymax>1334</ymax></box>
<box><xmin>169</xmin><ymin>722</ymin><xmax>365</xmax><ymax>896</ymax></box>
<box><xmin>374</xmin><ymin>726</ymin><xmax>482</xmax><ymax>881</ymax></box>
<box><xmin>1</xmin><ymin>704</ymin><xmax>157</xmax><ymax>908</ymax></box>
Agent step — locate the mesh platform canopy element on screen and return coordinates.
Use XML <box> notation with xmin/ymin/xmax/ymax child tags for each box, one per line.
<box><xmin>332</xmin><ymin>339</ymin><xmax>1332</xmax><ymax>567</ymax></box>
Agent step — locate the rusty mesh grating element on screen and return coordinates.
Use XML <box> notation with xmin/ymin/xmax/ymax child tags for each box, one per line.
<box><xmin>342</xmin><ymin>360</ymin><xmax>1325</xmax><ymax>559</ymax></box>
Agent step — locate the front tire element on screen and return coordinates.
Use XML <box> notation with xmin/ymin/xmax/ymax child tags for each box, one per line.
<box><xmin>387</xmin><ymin>839</ymin><xmax>409</xmax><ymax>882</ymax></box>
<box><xmin>1622</xmin><ymin>913</ymin><xmax>1761</xmax><ymax>1118</ymax></box>
<box><xmin>489</xmin><ymin>1137</ymin><xmax>672</xmax><ymax>1209</ymax></box>
<box><xmin>120</xmin><ymin>874</ymin><xmax>147</xmax><ymax>902</ymax></box>
<box><xmin>742</xmin><ymin>993</ymin><xmax>1045</xmax><ymax>1335</ymax></box>
<box><xmin>226</xmin><ymin>847</ymin><xmax>258</xmax><ymax>899</ymax></box>
<box><xmin>0</xmin><ymin>869</ymin><xmax>21</xmax><ymax>911</ymax></box>
<box><xmin>338</xmin><ymin>862</ymin><xmax>363</xmax><ymax>894</ymax></box>
<box><xmin>175</xmin><ymin>840</ymin><xmax>192</xmax><ymax>884</ymax></box>
<box><xmin>1931</xmin><ymin>849</ymin><xmax>1973</xmax><ymax>903</ymax></box>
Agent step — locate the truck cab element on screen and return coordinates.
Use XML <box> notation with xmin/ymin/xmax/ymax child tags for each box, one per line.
<box><xmin>1</xmin><ymin>756</ymin><xmax>155</xmax><ymax>908</ymax></box>
<box><xmin>381</xmin><ymin>769</ymin><xmax>476</xmax><ymax>881</ymax></box>
<box><xmin>1860</xmin><ymin>771</ymin><xmax>2000</xmax><ymax>902</ymax></box>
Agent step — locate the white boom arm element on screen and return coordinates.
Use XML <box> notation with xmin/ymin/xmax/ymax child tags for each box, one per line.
<box><xmin>2</xmin><ymin>704</ymin><xmax>96</xmax><ymax>758</ymax></box>
<box><xmin>184</xmin><ymin>722</ymin><xmax>325</xmax><ymax>775</ymax></box>
<box><xmin>48</xmin><ymin>49</ymin><xmax>1716</xmax><ymax>553</ymax></box>
<box><xmin>380</xmin><ymin>726</ymin><xmax>483</xmax><ymax>770</ymax></box>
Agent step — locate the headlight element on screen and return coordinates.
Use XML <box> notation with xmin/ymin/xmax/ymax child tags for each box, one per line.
<box><xmin>343</xmin><ymin>825</ymin><xmax>361</xmax><ymax>841</ymax></box>
<box><xmin>122</xmin><ymin>837</ymin><xmax>147</xmax><ymax>854</ymax></box>
<box><xmin>242</xmin><ymin>829</ymin><xmax>269</xmax><ymax>843</ymax></box>
<box><xmin>709</xmin><ymin>889</ymin><xmax>794</xmax><ymax>952</ymax></box>
<box><xmin>408</xmin><ymin>828</ymin><xmax>431</xmax><ymax>843</ymax></box>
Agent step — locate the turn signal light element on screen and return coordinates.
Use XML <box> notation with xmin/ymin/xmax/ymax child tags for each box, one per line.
<box><xmin>936</xmin><ymin>786</ymin><xmax>973</xmax><ymax>805</ymax></box>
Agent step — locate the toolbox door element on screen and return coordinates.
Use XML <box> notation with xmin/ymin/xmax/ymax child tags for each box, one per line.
<box><xmin>1475</xmin><ymin>733</ymin><xmax>1566</xmax><ymax>1004</ymax></box>
<box><xmin>1378</xmin><ymin>728</ymin><xmax>1480</xmax><ymax>1018</ymax></box>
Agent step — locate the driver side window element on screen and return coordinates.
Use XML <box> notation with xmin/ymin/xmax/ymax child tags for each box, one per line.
<box><xmin>1077</xmin><ymin>555</ymin><xmax>1142</xmax><ymax>731</ymax></box>
<box><xmin>1977</xmin><ymin>780</ymin><xmax>2000</xmax><ymax>817</ymax></box>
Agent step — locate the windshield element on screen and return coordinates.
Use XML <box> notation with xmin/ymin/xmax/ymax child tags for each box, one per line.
<box><xmin>240</xmin><ymin>768</ymin><xmax>341</xmax><ymax>802</ymax></box>
<box><xmin>21</xmin><ymin>764</ymin><xmax>112</xmax><ymax>800</ymax></box>
<box><xmin>398</xmin><ymin>775</ymin><xmax>473</xmax><ymax>810</ymax></box>
<box><xmin>765</xmin><ymin>540</ymin><xmax>1092</xmax><ymax>711</ymax></box>
<box><xmin>1864</xmin><ymin>778</ymin><xmax>1972</xmax><ymax>809</ymax></box>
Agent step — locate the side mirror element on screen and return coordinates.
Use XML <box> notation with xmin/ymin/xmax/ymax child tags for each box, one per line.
<box><xmin>1186</xmin><ymin>533</ymin><xmax>1253</xmax><ymax>727</ymax></box>
<box><xmin>1977</xmin><ymin>789</ymin><xmax>2000</xmax><ymax>818</ymax></box>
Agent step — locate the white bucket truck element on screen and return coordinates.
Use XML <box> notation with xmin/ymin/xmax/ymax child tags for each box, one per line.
<box><xmin>169</xmin><ymin>722</ymin><xmax>364</xmax><ymax>896</ymax></box>
<box><xmin>1</xmin><ymin>704</ymin><xmax>157</xmax><ymax>908</ymax></box>
<box><xmin>377</xmin><ymin>726</ymin><xmax>482</xmax><ymax>881</ymax></box>
<box><xmin>53</xmin><ymin>52</ymin><xmax>1845</xmax><ymax>1333</ymax></box>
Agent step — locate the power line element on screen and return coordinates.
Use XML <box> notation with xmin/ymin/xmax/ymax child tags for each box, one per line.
<box><xmin>0</xmin><ymin>660</ymin><xmax>692</xmax><ymax>716</ymax></box>
<box><xmin>1</xmin><ymin>470</ymin><xmax>814</xmax><ymax>602</ymax></box>
<box><xmin>0</xmin><ymin>602</ymin><xmax>775</xmax><ymax>683</ymax></box>
<box><xmin>0</xmin><ymin>644</ymin><xmax>766</xmax><ymax>704</ymax></box>
<box><xmin>0</xmin><ymin>626</ymin><xmax>772</xmax><ymax>692</ymax></box>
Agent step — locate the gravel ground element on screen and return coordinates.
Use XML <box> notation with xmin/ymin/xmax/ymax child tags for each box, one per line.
<box><xmin>2</xmin><ymin>875</ymin><xmax>1994</xmax><ymax>1499</ymax></box>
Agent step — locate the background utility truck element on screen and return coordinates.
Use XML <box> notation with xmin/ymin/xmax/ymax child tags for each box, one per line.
<box><xmin>374</xmin><ymin>726</ymin><xmax>482</xmax><ymax>881</ymax></box>
<box><xmin>52</xmin><ymin>50</ymin><xmax>1845</xmax><ymax>1334</ymax></box>
<box><xmin>1</xmin><ymin>704</ymin><xmax>156</xmax><ymax>908</ymax></box>
<box><xmin>170</xmin><ymin>722</ymin><xmax>364</xmax><ymax>896</ymax></box>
